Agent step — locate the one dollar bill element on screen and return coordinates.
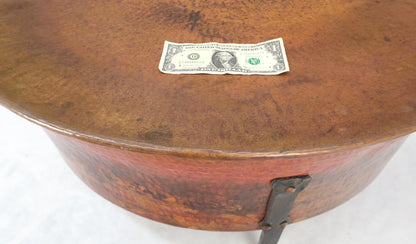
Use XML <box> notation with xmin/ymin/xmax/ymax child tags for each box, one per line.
<box><xmin>159</xmin><ymin>38</ymin><xmax>289</xmax><ymax>75</ymax></box>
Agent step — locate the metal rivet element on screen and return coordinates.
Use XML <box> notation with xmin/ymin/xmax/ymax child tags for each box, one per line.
<box><xmin>261</xmin><ymin>224</ymin><xmax>272</xmax><ymax>231</ymax></box>
<box><xmin>286</xmin><ymin>186</ymin><xmax>296</xmax><ymax>193</ymax></box>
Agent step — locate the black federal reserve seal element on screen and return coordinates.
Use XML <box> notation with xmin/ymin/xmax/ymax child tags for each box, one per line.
<box><xmin>188</xmin><ymin>53</ymin><xmax>200</xmax><ymax>60</ymax></box>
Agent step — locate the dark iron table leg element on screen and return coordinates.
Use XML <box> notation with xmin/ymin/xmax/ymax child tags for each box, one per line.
<box><xmin>258</xmin><ymin>175</ymin><xmax>311</xmax><ymax>244</ymax></box>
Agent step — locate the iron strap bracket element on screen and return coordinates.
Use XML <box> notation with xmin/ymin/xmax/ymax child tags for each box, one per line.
<box><xmin>258</xmin><ymin>175</ymin><xmax>312</xmax><ymax>244</ymax></box>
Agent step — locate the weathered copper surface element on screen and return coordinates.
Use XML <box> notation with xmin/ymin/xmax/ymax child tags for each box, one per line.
<box><xmin>0</xmin><ymin>0</ymin><xmax>415</xmax><ymax>233</ymax></box>
<box><xmin>48</xmin><ymin>130</ymin><xmax>405</xmax><ymax>231</ymax></box>
<box><xmin>0</xmin><ymin>0</ymin><xmax>415</xmax><ymax>156</ymax></box>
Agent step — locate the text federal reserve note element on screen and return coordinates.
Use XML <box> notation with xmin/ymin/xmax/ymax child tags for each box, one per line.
<box><xmin>159</xmin><ymin>38</ymin><xmax>289</xmax><ymax>75</ymax></box>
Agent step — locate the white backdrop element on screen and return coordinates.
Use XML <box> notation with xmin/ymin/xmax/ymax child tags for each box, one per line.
<box><xmin>0</xmin><ymin>105</ymin><xmax>415</xmax><ymax>244</ymax></box>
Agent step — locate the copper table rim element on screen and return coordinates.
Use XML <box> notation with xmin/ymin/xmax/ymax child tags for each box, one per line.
<box><xmin>5</xmin><ymin>104</ymin><xmax>414</xmax><ymax>160</ymax></box>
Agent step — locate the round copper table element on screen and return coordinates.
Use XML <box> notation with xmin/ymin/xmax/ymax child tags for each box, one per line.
<box><xmin>1</xmin><ymin>0</ymin><xmax>415</xmax><ymax>243</ymax></box>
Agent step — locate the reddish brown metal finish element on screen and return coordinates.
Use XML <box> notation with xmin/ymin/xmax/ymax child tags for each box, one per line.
<box><xmin>47</xmin><ymin>130</ymin><xmax>406</xmax><ymax>231</ymax></box>
<box><xmin>1</xmin><ymin>0</ymin><xmax>415</xmax><ymax>156</ymax></box>
<box><xmin>0</xmin><ymin>0</ymin><xmax>415</xmax><ymax>234</ymax></box>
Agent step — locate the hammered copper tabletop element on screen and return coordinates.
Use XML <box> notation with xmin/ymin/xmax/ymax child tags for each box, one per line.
<box><xmin>1</xmin><ymin>0</ymin><xmax>415</xmax><ymax>157</ymax></box>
